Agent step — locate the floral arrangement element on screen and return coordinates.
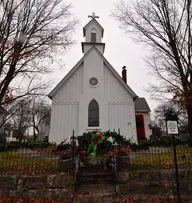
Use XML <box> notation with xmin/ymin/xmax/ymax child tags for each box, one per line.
<box><xmin>77</xmin><ymin>131</ymin><xmax>115</xmax><ymax>170</ymax></box>
<box><xmin>87</xmin><ymin>131</ymin><xmax>106</xmax><ymax>160</ymax></box>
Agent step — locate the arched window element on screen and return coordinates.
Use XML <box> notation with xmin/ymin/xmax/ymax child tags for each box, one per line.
<box><xmin>91</xmin><ymin>28</ymin><xmax>96</xmax><ymax>42</ymax></box>
<box><xmin>88</xmin><ymin>99</ymin><xmax>99</xmax><ymax>127</ymax></box>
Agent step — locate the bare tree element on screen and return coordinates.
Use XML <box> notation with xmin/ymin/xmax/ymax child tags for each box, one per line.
<box><xmin>11</xmin><ymin>99</ymin><xmax>32</xmax><ymax>142</ymax></box>
<box><xmin>113</xmin><ymin>0</ymin><xmax>192</xmax><ymax>136</ymax></box>
<box><xmin>153</xmin><ymin>101</ymin><xmax>188</xmax><ymax>138</ymax></box>
<box><xmin>154</xmin><ymin>101</ymin><xmax>186</xmax><ymax>127</ymax></box>
<box><xmin>30</xmin><ymin>98</ymin><xmax>51</xmax><ymax>141</ymax></box>
<box><xmin>0</xmin><ymin>80</ymin><xmax>49</xmax><ymax>130</ymax></box>
<box><xmin>0</xmin><ymin>0</ymin><xmax>77</xmax><ymax>105</ymax></box>
<box><xmin>1</xmin><ymin>95</ymin><xmax>51</xmax><ymax>141</ymax></box>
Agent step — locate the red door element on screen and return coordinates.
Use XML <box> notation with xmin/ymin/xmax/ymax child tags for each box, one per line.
<box><xmin>135</xmin><ymin>113</ymin><xmax>146</xmax><ymax>139</ymax></box>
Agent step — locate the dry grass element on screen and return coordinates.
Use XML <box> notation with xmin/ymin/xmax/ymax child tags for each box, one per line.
<box><xmin>129</xmin><ymin>146</ymin><xmax>192</xmax><ymax>169</ymax></box>
<box><xmin>0</xmin><ymin>152</ymin><xmax>58</xmax><ymax>174</ymax></box>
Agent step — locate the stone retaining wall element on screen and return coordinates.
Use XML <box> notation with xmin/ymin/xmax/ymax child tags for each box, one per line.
<box><xmin>116</xmin><ymin>168</ymin><xmax>192</xmax><ymax>199</ymax></box>
<box><xmin>0</xmin><ymin>169</ymin><xmax>191</xmax><ymax>199</ymax></box>
<box><xmin>0</xmin><ymin>173</ymin><xmax>75</xmax><ymax>198</ymax></box>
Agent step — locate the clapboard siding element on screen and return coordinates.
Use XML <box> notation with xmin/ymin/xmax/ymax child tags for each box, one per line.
<box><xmin>50</xmin><ymin>52</ymin><xmax>137</xmax><ymax>143</ymax></box>
<box><xmin>53</xmin><ymin>65</ymin><xmax>83</xmax><ymax>103</ymax></box>
<box><xmin>143</xmin><ymin>113</ymin><xmax>152</xmax><ymax>139</ymax></box>
<box><xmin>108</xmin><ymin>104</ymin><xmax>136</xmax><ymax>140</ymax></box>
<box><xmin>49</xmin><ymin>65</ymin><xmax>83</xmax><ymax>143</ymax></box>
<box><xmin>104</xmin><ymin>65</ymin><xmax>133</xmax><ymax>103</ymax></box>
<box><xmin>104</xmin><ymin>65</ymin><xmax>137</xmax><ymax>141</ymax></box>
<box><xmin>49</xmin><ymin>104</ymin><xmax>79</xmax><ymax>143</ymax></box>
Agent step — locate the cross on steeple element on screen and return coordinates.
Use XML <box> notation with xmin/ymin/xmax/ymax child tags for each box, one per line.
<box><xmin>88</xmin><ymin>12</ymin><xmax>99</xmax><ymax>19</ymax></box>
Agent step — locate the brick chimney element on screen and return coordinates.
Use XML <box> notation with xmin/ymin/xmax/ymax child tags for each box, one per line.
<box><xmin>122</xmin><ymin>66</ymin><xmax>127</xmax><ymax>83</ymax></box>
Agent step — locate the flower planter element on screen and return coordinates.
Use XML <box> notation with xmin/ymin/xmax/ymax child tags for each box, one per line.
<box><xmin>58</xmin><ymin>157</ymin><xmax>73</xmax><ymax>173</ymax></box>
<box><xmin>115</xmin><ymin>152</ymin><xmax>130</xmax><ymax>172</ymax></box>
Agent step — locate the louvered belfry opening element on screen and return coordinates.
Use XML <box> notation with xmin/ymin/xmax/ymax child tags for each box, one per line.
<box><xmin>91</xmin><ymin>28</ymin><xmax>96</xmax><ymax>42</ymax></box>
<box><xmin>88</xmin><ymin>99</ymin><xmax>99</xmax><ymax>127</ymax></box>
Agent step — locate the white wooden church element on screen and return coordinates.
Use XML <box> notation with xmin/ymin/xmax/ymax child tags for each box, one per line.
<box><xmin>48</xmin><ymin>13</ymin><xmax>152</xmax><ymax>144</ymax></box>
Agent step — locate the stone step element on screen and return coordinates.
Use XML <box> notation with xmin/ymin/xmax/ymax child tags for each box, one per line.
<box><xmin>78</xmin><ymin>177</ymin><xmax>115</xmax><ymax>184</ymax></box>
<box><xmin>78</xmin><ymin>176</ymin><xmax>115</xmax><ymax>181</ymax></box>
<box><xmin>74</xmin><ymin>193</ymin><xmax>117</xmax><ymax>203</ymax></box>
<box><xmin>76</xmin><ymin>180</ymin><xmax>116</xmax><ymax>194</ymax></box>
<box><xmin>78</xmin><ymin>171</ymin><xmax>114</xmax><ymax>176</ymax></box>
<box><xmin>78</xmin><ymin>174</ymin><xmax>115</xmax><ymax>183</ymax></box>
<box><xmin>77</xmin><ymin>170</ymin><xmax>114</xmax><ymax>177</ymax></box>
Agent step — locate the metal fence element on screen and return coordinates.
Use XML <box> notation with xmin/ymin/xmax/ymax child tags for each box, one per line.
<box><xmin>0</xmin><ymin>133</ymin><xmax>77</xmax><ymax>175</ymax></box>
<box><xmin>0</xmin><ymin>134</ymin><xmax>191</xmax><ymax>203</ymax></box>
<box><xmin>0</xmin><ymin>146</ymin><xmax>61</xmax><ymax>175</ymax></box>
<box><xmin>0</xmin><ymin>142</ymin><xmax>191</xmax><ymax>175</ymax></box>
<box><xmin>116</xmin><ymin>144</ymin><xmax>192</xmax><ymax>171</ymax></box>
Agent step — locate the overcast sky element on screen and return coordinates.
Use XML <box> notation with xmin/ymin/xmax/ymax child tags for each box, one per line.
<box><xmin>50</xmin><ymin>0</ymin><xmax>159</xmax><ymax>112</ymax></box>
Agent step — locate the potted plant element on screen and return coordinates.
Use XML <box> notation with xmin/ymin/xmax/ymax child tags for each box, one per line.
<box><xmin>115</xmin><ymin>151</ymin><xmax>130</xmax><ymax>172</ymax></box>
<box><xmin>57</xmin><ymin>142</ymin><xmax>73</xmax><ymax>173</ymax></box>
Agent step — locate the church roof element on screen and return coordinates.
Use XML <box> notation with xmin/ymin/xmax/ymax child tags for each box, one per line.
<box><xmin>135</xmin><ymin>98</ymin><xmax>151</xmax><ymax>113</ymax></box>
<box><xmin>48</xmin><ymin>46</ymin><xmax>138</xmax><ymax>100</ymax></box>
<box><xmin>83</xmin><ymin>18</ymin><xmax>104</xmax><ymax>38</ymax></box>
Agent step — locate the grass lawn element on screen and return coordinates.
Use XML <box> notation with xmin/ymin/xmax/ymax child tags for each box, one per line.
<box><xmin>129</xmin><ymin>146</ymin><xmax>192</xmax><ymax>169</ymax></box>
<box><xmin>0</xmin><ymin>145</ymin><xmax>191</xmax><ymax>174</ymax></box>
<box><xmin>0</xmin><ymin>152</ymin><xmax>58</xmax><ymax>175</ymax></box>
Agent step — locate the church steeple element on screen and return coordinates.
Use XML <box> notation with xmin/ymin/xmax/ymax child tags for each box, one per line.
<box><xmin>82</xmin><ymin>13</ymin><xmax>105</xmax><ymax>54</ymax></box>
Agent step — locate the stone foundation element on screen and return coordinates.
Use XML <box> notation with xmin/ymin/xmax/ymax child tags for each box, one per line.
<box><xmin>0</xmin><ymin>169</ymin><xmax>191</xmax><ymax>199</ymax></box>
<box><xmin>0</xmin><ymin>173</ymin><xmax>75</xmax><ymax>198</ymax></box>
<box><xmin>116</xmin><ymin>168</ymin><xmax>192</xmax><ymax>199</ymax></box>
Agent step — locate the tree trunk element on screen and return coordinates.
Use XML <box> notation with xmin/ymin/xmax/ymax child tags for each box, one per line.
<box><xmin>0</xmin><ymin>43</ymin><xmax>21</xmax><ymax>104</ymax></box>
<box><xmin>33</xmin><ymin>126</ymin><xmax>37</xmax><ymax>142</ymax></box>
<box><xmin>186</xmin><ymin>103</ymin><xmax>192</xmax><ymax>137</ymax></box>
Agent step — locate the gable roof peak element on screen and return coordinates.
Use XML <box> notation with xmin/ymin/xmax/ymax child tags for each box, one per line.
<box><xmin>48</xmin><ymin>46</ymin><xmax>138</xmax><ymax>100</ymax></box>
<box><xmin>135</xmin><ymin>97</ymin><xmax>151</xmax><ymax>112</ymax></box>
<box><xmin>83</xmin><ymin>18</ymin><xmax>104</xmax><ymax>38</ymax></box>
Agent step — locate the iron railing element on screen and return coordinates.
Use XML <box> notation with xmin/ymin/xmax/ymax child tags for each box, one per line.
<box><xmin>0</xmin><ymin>141</ymin><xmax>191</xmax><ymax>174</ymax></box>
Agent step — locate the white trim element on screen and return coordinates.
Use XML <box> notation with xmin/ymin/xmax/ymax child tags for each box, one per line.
<box><xmin>108</xmin><ymin>101</ymin><xmax>133</xmax><ymax>105</ymax></box>
<box><xmin>135</xmin><ymin>110</ymin><xmax>151</xmax><ymax>113</ymax></box>
<box><xmin>88</xmin><ymin>99</ymin><xmax>100</xmax><ymax>128</ymax></box>
<box><xmin>48</xmin><ymin>46</ymin><xmax>138</xmax><ymax>99</ymax></box>
<box><xmin>83</xmin><ymin>18</ymin><xmax>104</xmax><ymax>37</ymax></box>
<box><xmin>86</xmin><ymin>128</ymin><xmax>102</xmax><ymax>130</ymax></box>
<box><xmin>89</xmin><ymin>77</ymin><xmax>99</xmax><ymax>88</ymax></box>
<box><xmin>52</xmin><ymin>101</ymin><xmax>79</xmax><ymax>105</ymax></box>
<box><xmin>89</xmin><ymin>83</ymin><xmax>99</xmax><ymax>88</ymax></box>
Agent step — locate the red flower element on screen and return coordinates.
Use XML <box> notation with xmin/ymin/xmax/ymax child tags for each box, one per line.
<box><xmin>96</xmin><ymin>132</ymin><xmax>103</xmax><ymax>138</ymax></box>
<box><xmin>106</xmin><ymin>151</ymin><xmax>115</xmax><ymax>157</ymax></box>
<box><xmin>91</xmin><ymin>137</ymin><xmax>98</xmax><ymax>145</ymax></box>
<box><xmin>80</xmin><ymin>151</ymin><xmax>86</xmax><ymax>156</ymax></box>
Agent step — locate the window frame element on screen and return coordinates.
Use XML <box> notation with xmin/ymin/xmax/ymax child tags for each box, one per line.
<box><xmin>88</xmin><ymin>99</ymin><xmax>100</xmax><ymax>127</ymax></box>
<box><xmin>91</xmin><ymin>33</ymin><xmax>96</xmax><ymax>42</ymax></box>
<box><xmin>91</xmin><ymin>28</ymin><xmax>97</xmax><ymax>42</ymax></box>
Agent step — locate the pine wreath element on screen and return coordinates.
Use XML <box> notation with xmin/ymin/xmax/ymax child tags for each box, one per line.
<box><xmin>78</xmin><ymin>131</ymin><xmax>114</xmax><ymax>170</ymax></box>
<box><xmin>136</xmin><ymin>119</ymin><xmax>143</xmax><ymax>128</ymax></box>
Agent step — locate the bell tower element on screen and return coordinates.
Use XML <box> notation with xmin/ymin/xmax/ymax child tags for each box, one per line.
<box><xmin>82</xmin><ymin>12</ymin><xmax>105</xmax><ymax>54</ymax></box>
